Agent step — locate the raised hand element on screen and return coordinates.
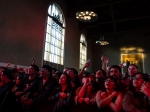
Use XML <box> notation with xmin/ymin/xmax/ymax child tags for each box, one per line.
<box><xmin>101</xmin><ymin>55</ymin><xmax>105</xmax><ymax>62</ymax></box>
<box><xmin>84</xmin><ymin>98</ymin><xmax>90</xmax><ymax>104</ymax></box>
<box><xmin>104</xmin><ymin>57</ymin><xmax>109</xmax><ymax>64</ymax></box>
<box><xmin>140</xmin><ymin>82</ymin><xmax>150</xmax><ymax>98</ymax></box>
<box><xmin>78</xmin><ymin>98</ymin><xmax>84</xmax><ymax>104</ymax></box>
<box><xmin>84</xmin><ymin>62</ymin><xmax>90</xmax><ymax>68</ymax></box>
<box><xmin>4</xmin><ymin>63</ymin><xmax>11</xmax><ymax>67</ymax></box>
<box><xmin>90</xmin><ymin>97</ymin><xmax>96</xmax><ymax>105</ymax></box>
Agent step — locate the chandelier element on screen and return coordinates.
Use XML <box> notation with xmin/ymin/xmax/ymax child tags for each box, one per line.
<box><xmin>76</xmin><ymin>11</ymin><xmax>98</xmax><ymax>22</ymax></box>
<box><xmin>96</xmin><ymin>36</ymin><xmax>109</xmax><ymax>45</ymax></box>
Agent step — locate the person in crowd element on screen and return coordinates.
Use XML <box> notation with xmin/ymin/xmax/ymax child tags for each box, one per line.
<box><xmin>78</xmin><ymin>61</ymin><xmax>90</xmax><ymax>80</ymax></box>
<box><xmin>11</xmin><ymin>68</ymin><xmax>20</xmax><ymax>82</ymax></box>
<box><xmin>75</xmin><ymin>73</ymin><xmax>96</xmax><ymax>95</ymax></box>
<box><xmin>122</xmin><ymin>64</ymin><xmax>139</xmax><ymax>86</ymax></box>
<box><xmin>12</xmin><ymin>75</ymin><xmax>23</xmax><ymax>92</ymax></box>
<box><xmin>109</xmin><ymin>65</ymin><xmax>127</xmax><ymax>93</ymax></box>
<box><xmin>140</xmin><ymin>81</ymin><xmax>150</xmax><ymax>111</ymax></box>
<box><xmin>52</xmin><ymin>68</ymin><xmax>59</xmax><ymax>75</ymax></box>
<box><xmin>67</xmin><ymin>68</ymin><xmax>81</xmax><ymax>90</ymax></box>
<box><xmin>95</xmin><ymin>69</ymin><xmax>106</xmax><ymax>90</ymax></box>
<box><xmin>63</xmin><ymin>67</ymin><xmax>69</xmax><ymax>74</ymax></box>
<box><xmin>23</xmin><ymin>65</ymin><xmax>58</xmax><ymax>111</ymax></box>
<box><xmin>14</xmin><ymin>64</ymin><xmax>40</xmax><ymax>111</ymax></box>
<box><xmin>122</xmin><ymin>72</ymin><xmax>149</xmax><ymax>112</ymax></box>
<box><xmin>53</xmin><ymin>71</ymin><xmax>62</xmax><ymax>82</ymax></box>
<box><xmin>0</xmin><ymin>68</ymin><xmax>14</xmax><ymax>111</ymax></box>
<box><xmin>47</xmin><ymin>73</ymin><xmax>75</xmax><ymax>112</ymax></box>
<box><xmin>73</xmin><ymin>77</ymin><xmax>98</xmax><ymax>112</ymax></box>
<box><xmin>96</xmin><ymin>76</ymin><xmax>123</xmax><ymax>112</ymax></box>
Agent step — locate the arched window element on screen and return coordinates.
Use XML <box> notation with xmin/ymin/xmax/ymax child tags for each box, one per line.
<box><xmin>44</xmin><ymin>4</ymin><xmax>65</xmax><ymax>66</ymax></box>
<box><xmin>79</xmin><ymin>34</ymin><xmax>87</xmax><ymax>69</ymax></box>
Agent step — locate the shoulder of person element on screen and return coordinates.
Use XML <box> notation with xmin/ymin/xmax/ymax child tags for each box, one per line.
<box><xmin>96</xmin><ymin>90</ymin><xmax>102</xmax><ymax>94</ymax></box>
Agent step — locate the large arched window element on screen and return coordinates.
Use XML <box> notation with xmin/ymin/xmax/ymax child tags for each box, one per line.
<box><xmin>79</xmin><ymin>34</ymin><xmax>87</xmax><ymax>69</ymax></box>
<box><xmin>44</xmin><ymin>4</ymin><xmax>65</xmax><ymax>67</ymax></box>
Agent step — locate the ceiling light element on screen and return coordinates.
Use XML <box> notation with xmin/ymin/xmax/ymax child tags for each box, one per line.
<box><xmin>96</xmin><ymin>35</ymin><xmax>109</xmax><ymax>45</ymax></box>
<box><xmin>76</xmin><ymin>11</ymin><xmax>98</xmax><ymax>22</ymax></box>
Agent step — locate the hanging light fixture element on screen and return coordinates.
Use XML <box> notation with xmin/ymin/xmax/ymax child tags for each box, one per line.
<box><xmin>96</xmin><ymin>35</ymin><xmax>109</xmax><ymax>45</ymax></box>
<box><xmin>76</xmin><ymin>11</ymin><xmax>98</xmax><ymax>22</ymax></box>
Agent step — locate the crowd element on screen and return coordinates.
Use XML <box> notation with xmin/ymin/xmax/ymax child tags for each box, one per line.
<box><xmin>0</xmin><ymin>56</ymin><xmax>150</xmax><ymax>112</ymax></box>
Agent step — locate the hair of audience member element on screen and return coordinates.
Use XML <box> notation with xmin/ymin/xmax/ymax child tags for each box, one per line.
<box><xmin>90</xmin><ymin>80</ymin><xmax>98</xmax><ymax>92</ymax></box>
<box><xmin>55</xmin><ymin>71</ymin><xmax>62</xmax><ymax>76</ymax></box>
<box><xmin>69</xmin><ymin>68</ymin><xmax>78</xmax><ymax>75</ymax></box>
<box><xmin>61</xmin><ymin>73</ymin><xmax>72</xmax><ymax>89</ymax></box>
<box><xmin>11</xmin><ymin>68</ymin><xmax>18</xmax><ymax>73</ymax></box>
<box><xmin>128</xmin><ymin>64</ymin><xmax>139</xmax><ymax>70</ymax></box>
<box><xmin>97</xmin><ymin>69</ymin><xmax>107</xmax><ymax>78</ymax></box>
<box><xmin>144</xmin><ymin>73</ymin><xmax>150</xmax><ymax>82</ymax></box>
<box><xmin>2</xmin><ymin>68</ymin><xmax>13</xmax><ymax>81</ymax></box>
<box><xmin>83</xmin><ymin>71</ymin><xmax>91</xmax><ymax>77</ymax></box>
<box><xmin>42</xmin><ymin>65</ymin><xmax>52</xmax><ymax>73</ymax></box>
<box><xmin>84</xmin><ymin>73</ymin><xmax>95</xmax><ymax>80</ymax></box>
<box><xmin>15</xmin><ymin>75</ymin><xmax>23</xmax><ymax>85</ymax></box>
<box><xmin>30</xmin><ymin>64</ymin><xmax>39</xmax><ymax>72</ymax></box>
<box><xmin>64</xmin><ymin>67</ymin><xmax>69</xmax><ymax>70</ymax></box>
<box><xmin>69</xmin><ymin>68</ymin><xmax>79</xmax><ymax>81</ymax></box>
<box><xmin>0</xmin><ymin>67</ymin><xmax>7</xmax><ymax>69</ymax></box>
<box><xmin>109</xmin><ymin>65</ymin><xmax>122</xmax><ymax>73</ymax></box>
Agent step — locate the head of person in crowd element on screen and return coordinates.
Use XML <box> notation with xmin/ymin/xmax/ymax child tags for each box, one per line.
<box><xmin>15</xmin><ymin>75</ymin><xmax>23</xmax><ymax>86</ymax></box>
<box><xmin>144</xmin><ymin>73</ymin><xmax>150</xmax><ymax>82</ymax></box>
<box><xmin>122</xmin><ymin>72</ymin><xmax>150</xmax><ymax>111</ymax></box>
<box><xmin>11</xmin><ymin>68</ymin><xmax>19</xmax><ymax>80</ymax></box>
<box><xmin>128</xmin><ymin>64</ymin><xmax>139</xmax><ymax>77</ymax></box>
<box><xmin>122</xmin><ymin>71</ymin><xmax>129</xmax><ymax>80</ymax></box>
<box><xmin>95</xmin><ymin>69</ymin><xmax>106</xmax><ymax>81</ymax></box>
<box><xmin>129</xmin><ymin>72</ymin><xmax>149</xmax><ymax>92</ymax></box>
<box><xmin>67</xmin><ymin>68</ymin><xmax>81</xmax><ymax>89</ymax></box>
<box><xmin>12</xmin><ymin>75</ymin><xmax>23</xmax><ymax>92</ymax></box>
<box><xmin>23</xmin><ymin>67</ymin><xmax>28</xmax><ymax>74</ymax></box>
<box><xmin>109</xmin><ymin>65</ymin><xmax>122</xmax><ymax>80</ymax></box>
<box><xmin>59</xmin><ymin>73</ymin><xmax>71</xmax><ymax>89</ymax></box>
<box><xmin>83</xmin><ymin>72</ymin><xmax>95</xmax><ymax>81</ymax></box>
<box><xmin>63</xmin><ymin>67</ymin><xmax>69</xmax><ymax>74</ymax></box>
<box><xmin>52</xmin><ymin>68</ymin><xmax>57</xmax><ymax>75</ymax></box>
<box><xmin>40</xmin><ymin>65</ymin><xmax>52</xmax><ymax>78</ymax></box>
<box><xmin>1</xmin><ymin>68</ymin><xmax>13</xmax><ymax>83</ymax></box>
<box><xmin>67</xmin><ymin>68</ymin><xmax>78</xmax><ymax>81</ymax></box>
<box><xmin>53</xmin><ymin>71</ymin><xmax>62</xmax><ymax>81</ymax></box>
<box><xmin>104</xmin><ymin>76</ymin><xmax>118</xmax><ymax>91</ymax></box>
<box><xmin>28</xmin><ymin>64</ymin><xmax>39</xmax><ymax>76</ymax></box>
<box><xmin>83</xmin><ymin>78</ymin><xmax>97</xmax><ymax>95</ymax></box>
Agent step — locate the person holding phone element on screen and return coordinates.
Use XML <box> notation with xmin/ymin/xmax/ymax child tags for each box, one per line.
<box><xmin>140</xmin><ymin>80</ymin><xmax>150</xmax><ymax>111</ymax></box>
<box><xmin>122</xmin><ymin>72</ymin><xmax>149</xmax><ymax>112</ymax></box>
<box><xmin>73</xmin><ymin>77</ymin><xmax>98</xmax><ymax>112</ymax></box>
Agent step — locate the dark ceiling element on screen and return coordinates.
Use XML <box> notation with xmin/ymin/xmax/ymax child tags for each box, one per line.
<box><xmin>63</xmin><ymin>0</ymin><xmax>150</xmax><ymax>39</ymax></box>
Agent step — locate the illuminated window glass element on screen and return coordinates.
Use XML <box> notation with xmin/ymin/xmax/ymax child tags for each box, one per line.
<box><xmin>80</xmin><ymin>34</ymin><xmax>87</xmax><ymax>69</ymax></box>
<box><xmin>44</xmin><ymin>4</ymin><xmax>65</xmax><ymax>65</ymax></box>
